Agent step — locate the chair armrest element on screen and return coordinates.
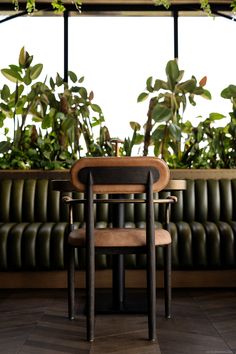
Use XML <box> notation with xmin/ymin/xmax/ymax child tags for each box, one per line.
<box><xmin>62</xmin><ymin>195</ymin><xmax>178</xmax><ymax>205</ymax></box>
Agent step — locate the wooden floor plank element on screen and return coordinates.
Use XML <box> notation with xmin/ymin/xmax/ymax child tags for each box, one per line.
<box><xmin>0</xmin><ymin>289</ymin><xmax>235</xmax><ymax>354</ymax></box>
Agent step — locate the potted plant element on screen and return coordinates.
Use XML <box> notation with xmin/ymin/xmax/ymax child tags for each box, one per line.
<box><xmin>121</xmin><ymin>58</ymin><xmax>236</xmax><ymax>178</ymax></box>
<box><xmin>0</xmin><ymin>47</ymin><xmax>114</xmax><ymax>170</ymax></box>
<box><xmin>135</xmin><ymin>59</ymin><xmax>211</xmax><ymax>164</ymax></box>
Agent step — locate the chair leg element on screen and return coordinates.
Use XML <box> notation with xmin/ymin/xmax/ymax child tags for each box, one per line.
<box><xmin>147</xmin><ymin>248</ymin><xmax>157</xmax><ymax>341</ymax></box>
<box><xmin>68</xmin><ymin>246</ymin><xmax>75</xmax><ymax>320</ymax></box>
<box><xmin>164</xmin><ymin>244</ymin><xmax>171</xmax><ymax>319</ymax></box>
<box><xmin>86</xmin><ymin>246</ymin><xmax>95</xmax><ymax>342</ymax></box>
<box><xmin>112</xmin><ymin>254</ymin><xmax>125</xmax><ymax>311</ymax></box>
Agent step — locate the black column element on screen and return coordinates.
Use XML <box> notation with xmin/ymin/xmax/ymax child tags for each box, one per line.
<box><xmin>64</xmin><ymin>10</ymin><xmax>69</xmax><ymax>82</ymax></box>
<box><xmin>173</xmin><ymin>9</ymin><xmax>179</xmax><ymax>59</ymax></box>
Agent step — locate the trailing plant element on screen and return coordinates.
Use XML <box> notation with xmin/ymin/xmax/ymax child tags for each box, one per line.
<box><xmin>0</xmin><ymin>47</ymin><xmax>114</xmax><ymax>169</ymax></box>
<box><xmin>137</xmin><ymin>59</ymin><xmax>211</xmax><ymax>163</ymax></box>
<box><xmin>10</xmin><ymin>0</ymin><xmax>236</xmax><ymax>14</ymax></box>
<box><xmin>12</xmin><ymin>0</ymin><xmax>82</xmax><ymax>13</ymax></box>
<box><xmin>154</xmin><ymin>0</ymin><xmax>236</xmax><ymax>15</ymax></box>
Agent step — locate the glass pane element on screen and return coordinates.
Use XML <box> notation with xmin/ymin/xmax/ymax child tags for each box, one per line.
<box><xmin>69</xmin><ymin>16</ymin><xmax>173</xmax><ymax>139</ymax></box>
<box><xmin>0</xmin><ymin>16</ymin><xmax>64</xmax><ymax>77</ymax></box>
<box><xmin>179</xmin><ymin>16</ymin><xmax>236</xmax><ymax>125</ymax></box>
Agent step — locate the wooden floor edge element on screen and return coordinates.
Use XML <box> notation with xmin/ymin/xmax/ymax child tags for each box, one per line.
<box><xmin>1</xmin><ymin>270</ymin><xmax>236</xmax><ymax>288</ymax></box>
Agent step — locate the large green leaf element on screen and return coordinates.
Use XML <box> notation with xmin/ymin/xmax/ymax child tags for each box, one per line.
<box><xmin>154</xmin><ymin>79</ymin><xmax>169</xmax><ymax>91</ymax></box>
<box><xmin>221</xmin><ymin>84</ymin><xmax>236</xmax><ymax>99</ymax></box>
<box><xmin>165</xmin><ymin>60</ymin><xmax>180</xmax><ymax>90</ymax></box>
<box><xmin>1</xmin><ymin>68</ymin><xmax>22</xmax><ymax>83</ymax></box>
<box><xmin>152</xmin><ymin>124</ymin><xmax>166</xmax><ymax>140</ymax></box>
<box><xmin>177</xmin><ymin>79</ymin><xmax>196</xmax><ymax>93</ymax></box>
<box><xmin>151</xmin><ymin>103</ymin><xmax>172</xmax><ymax>122</ymax></box>
<box><xmin>30</xmin><ymin>64</ymin><xmax>43</xmax><ymax>80</ymax></box>
<box><xmin>169</xmin><ymin>123</ymin><xmax>181</xmax><ymax>140</ymax></box>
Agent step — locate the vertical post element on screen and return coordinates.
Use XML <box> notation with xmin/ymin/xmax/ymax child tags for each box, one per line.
<box><xmin>112</xmin><ymin>202</ymin><xmax>125</xmax><ymax>311</ymax></box>
<box><xmin>112</xmin><ymin>138</ymin><xmax>125</xmax><ymax>311</ymax></box>
<box><xmin>173</xmin><ymin>9</ymin><xmax>179</xmax><ymax>59</ymax></box>
<box><xmin>164</xmin><ymin>202</ymin><xmax>171</xmax><ymax>318</ymax></box>
<box><xmin>64</xmin><ymin>10</ymin><xmax>69</xmax><ymax>82</ymax></box>
<box><xmin>86</xmin><ymin>172</ymin><xmax>95</xmax><ymax>341</ymax></box>
<box><xmin>146</xmin><ymin>171</ymin><xmax>156</xmax><ymax>341</ymax></box>
<box><xmin>68</xmin><ymin>203</ymin><xmax>75</xmax><ymax>320</ymax></box>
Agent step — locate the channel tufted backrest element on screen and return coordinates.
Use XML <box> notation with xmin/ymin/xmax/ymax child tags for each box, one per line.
<box><xmin>170</xmin><ymin>179</ymin><xmax>236</xmax><ymax>223</ymax></box>
<box><xmin>0</xmin><ymin>178</ymin><xmax>109</xmax><ymax>224</ymax></box>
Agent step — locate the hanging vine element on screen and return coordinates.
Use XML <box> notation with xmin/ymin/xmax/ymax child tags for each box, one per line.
<box><xmin>12</xmin><ymin>0</ymin><xmax>82</xmax><ymax>13</ymax></box>
<box><xmin>154</xmin><ymin>0</ymin><xmax>234</xmax><ymax>15</ymax></box>
<box><xmin>10</xmin><ymin>0</ymin><xmax>236</xmax><ymax>15</ymax></box>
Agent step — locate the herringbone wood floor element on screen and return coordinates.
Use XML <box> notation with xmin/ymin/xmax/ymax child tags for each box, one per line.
<box><xmin>0</xmin><ymin>288</ymin><xmax>235</xmax><ymax>354</ymax></box>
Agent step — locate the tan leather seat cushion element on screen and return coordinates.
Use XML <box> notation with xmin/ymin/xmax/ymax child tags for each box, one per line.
<box><xmin>68</xmin><ymin>228</ymin><xmax>171</xmax><ymax>247</ymax></box>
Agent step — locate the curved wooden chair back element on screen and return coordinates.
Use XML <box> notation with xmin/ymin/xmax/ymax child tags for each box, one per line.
<box><xmin>70</xmin><ymin>156</ymin><xmax>170</xmax><ymax>194</ymax></box>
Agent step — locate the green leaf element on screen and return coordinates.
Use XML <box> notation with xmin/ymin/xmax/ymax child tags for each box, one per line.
<box><xmin>177</xmin><ymin>79</ymin><xmax>196</xmax><ymax>93</ymax></box>
<box><xmin>221</xmin><ymin>84</ymin><xmax>236</xmax><ymax>99</ymax></box>
<box><xmin>166</xmin><ymin>60</ymin><xmax>180</xmax><ymax>90</ymax></box>
<box><xmin>78</xmin><ymin>76</ymin><xmax>84</xmax><ymax>83</ymax></box>
<box><xmin>1</xmin><ymin>85</ymin><xmax>10</xmax><ymax>100</ymax></box>
<box><xmin>55</xmin><ymin>73</ymin><xmax>64</xmax><ymax>86</ymax></box>
<box><xmin>130</xmin><ymin>121</ymin><xmax>141</xmax><ymax>131</ymax></box>
<box><xmin>151</xmin><ymin>103</ymin><xmax>172</xmax><ymax>122</ymax></box>
<box><xmin>62</xmin><ymin>117</ymin><xmax>74</xmax><ymax>131</ymax></box>
<box><xmin>0</xmin><ymin>140</ymin><xmax>11</xmax><ymax>153</ymax></box>
<box><xmin>19</xmin><ymin>47</ymin><xmax>27</xmax><ymax>66</ymax></box>
<box><xmin>79</xmin><ymin>87</ymin><xmax>88</xmax><ymax>99</ymax></box>
<box><xmin>146</xmin><ymin>76</ymin><xmax>153</xmax><ymax>92</ymax></box>
<box><xmin>49</xmin><ymin>77</ymin><xmax>55</xmax><ymax>90</ymax></box>
<box><xmin>30</xmin><ymin>64</ymin><xmax>43</xmax><ymax>80</ymax></box>
<box><xmin>154</xmin><ymin>79</ymin><xmax>169</xmax><ymax>91</ymax></box>
<box><xmin>137</xmin><ymin>92</ymin><xmax>149</xmax><ymax>102</ymax></box>
<box><xmin>42</xmin><ymin>114</ymin><xmax>52</xmax><ymax>129</ymax></box>
<box><xmin>201</xmin><ymin>89</ymin><xmax>212</xmax><ymax>100</ymax></box>
<box><xmin>1</xmin><ymin>68</ymin><xmax>22</xmax><ymax>83</ymax></box>
<box><xmin>152</xmin><ymin>125</ymin><xmax>166</xmax><ymax>140</ymax></box>
<box><xmin>23</xmin><ymin>68</ymin><xmax>32</xmax><ymax>85</ymax></box>
<box><xmin>177</xmin><ymin>70</ymin><xmax>185</xmax><ymax>82</ymax></box>
<box><xmin>208</xmin><ymin>112</ymin><xmax>225</xmax><ymax>121</ymax></box>
<box><xmin>169</xmin><ymin>123</ymin><xmax>181</xmax><ymax>140</ymax></box>
<box><xmin>0</xmin><ymin>103</ymin><xmax>11</xmax><ymax>112</ymax></box>
<box><xmin>68</xmin><ymin>71</ymin><xmax>77</xmax><ymax>83</ymax></box>
<box><xmin>91</xmin><ymin>103</ymin><xmax>102</xmax><ymax>113</ymax></box>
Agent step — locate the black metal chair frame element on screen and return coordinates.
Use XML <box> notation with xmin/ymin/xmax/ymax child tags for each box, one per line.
<box><xmin>63</xmin><ymin>159</ymin><xmax>177</xmax><ymax>342</ymax></box>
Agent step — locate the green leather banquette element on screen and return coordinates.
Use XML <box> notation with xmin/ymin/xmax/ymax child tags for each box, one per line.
<box><xmin>0</xmin><ymin>169</ymin><xmax>235</xmax><ymax>283</ymax></box>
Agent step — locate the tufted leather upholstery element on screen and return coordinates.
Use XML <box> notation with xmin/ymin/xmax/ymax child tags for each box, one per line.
<box><xmin>0</xmin><ymin>174</ymin><xmax>235</xmax><ymax>271</ymax></box>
